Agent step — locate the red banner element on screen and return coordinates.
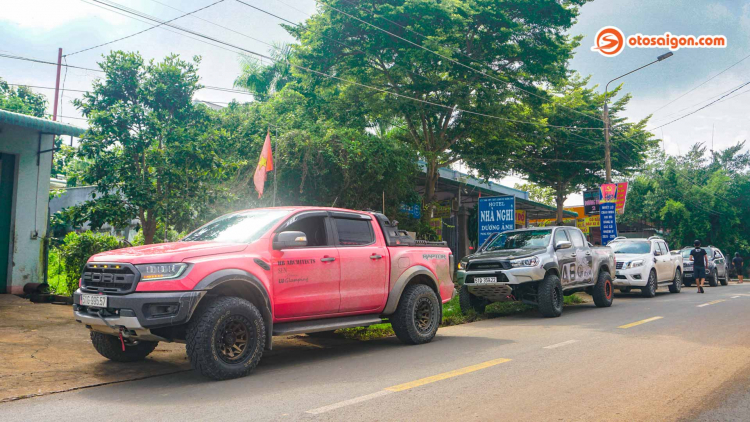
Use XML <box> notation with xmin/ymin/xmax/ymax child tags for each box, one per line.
<box><xmin>615</xmin><ymin>182</ymin><xmax>628</xmax><ymax>214</ymax></box>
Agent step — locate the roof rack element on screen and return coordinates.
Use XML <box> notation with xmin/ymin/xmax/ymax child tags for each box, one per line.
<box><xmin>612</xmin><ymin>236</ymin><xmax>627</xmax><ymax>241</ymax></box>
<box><xmin>647</xmin><ymin>236</ymin><xmax>663</xmax><ymax>240</ymax></box>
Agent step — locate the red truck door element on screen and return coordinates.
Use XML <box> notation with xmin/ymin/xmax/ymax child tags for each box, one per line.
<box><xmin>331</xmin><ymin>213</ymin><xmax>388</xmax><ymax>313</ymax></box>
<box><xmin>272</xmin><ymin>212</ymin><xmax>341</xmax><ymax>318</ymax></box>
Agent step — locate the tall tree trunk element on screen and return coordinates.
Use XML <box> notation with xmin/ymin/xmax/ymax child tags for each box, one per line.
<box><xmin>140</xmin><ymin>208</ymin><xmax>158</xmax><ymax>245</ymax></box>
<box><xmin>422</xmin><ymin>159</ymin><xmax>439</xmax><ymax>224</ymax></box>
<box><xmin>555</xmin><ymin>187</ymin><xmax>565</xmax><ymax>226</ymax></box>
<box><xmin>424</xmin><ymin>158</ymin><xmax>439</xmax><ymax>204</ymax></box>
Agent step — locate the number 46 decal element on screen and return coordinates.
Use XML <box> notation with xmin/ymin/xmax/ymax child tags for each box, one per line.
<box><xmin>561</xmin><ymin>262</ymin><xmax>577</xmax><ymax>283</ymax></box>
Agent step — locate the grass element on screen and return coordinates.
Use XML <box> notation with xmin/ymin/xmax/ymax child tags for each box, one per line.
<box><xmin>337</xmin><ymin>294</ymin><xmax>535</xmax><ymax>341</ymax></box>
<box><xmin>564</xmin><ymin>293</ymin><xmax>586</xmax><ymax>305</ymax></box>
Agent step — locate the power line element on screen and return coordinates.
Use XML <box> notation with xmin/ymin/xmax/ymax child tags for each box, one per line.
<box><xmin>649</xmin><ymin>81</ymin><xmax>750</xmax><ymax>131</ymax></box>
<box><xmin>86</xmin><ymin>0</ymin><xmax>605</xmax><ymax>131</ymax></box>
<box><xmin>0</xmin><ymin>53</ymin><xmax>103</xmax><ymax>73</ymax></box>
<box><xmin>66</xmin><ymin>0</ymin><xmax>227</xmax><ymax>57</ymax></box>
<box><xmin>78</xmin><ymin>0</ymin><xmax>248</xmax><ymax>57</ymax></box>
<box><xmin>647</xmin><ymin>51</ymin><xmax>750</xmax><ymax>117</ymax></box>
<box><xmin>648</xmin><ymin>81</ymin><xmax>749</xmax><ymax>124</ymax></box>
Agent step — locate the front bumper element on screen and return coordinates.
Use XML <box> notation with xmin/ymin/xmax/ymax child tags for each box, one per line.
<box><xmin>463</xmin><ymin>266</ymin><xmax>546</xmax><ymax>301</ymax></box>
<box><xmin>73</xmin><ymin>290</ymin><xmax>204</xmax><ymax>341</ymax></box>
<box><xmin>614</xmin><ymin>267</ymin><xmax>648</xmax><ymax>287</ymax></box>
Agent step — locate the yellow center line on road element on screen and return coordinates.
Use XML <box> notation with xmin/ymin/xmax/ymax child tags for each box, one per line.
<box><xmin>384</xmin><ymin>358</ymin><xmax>512</xmax><ymax>392</ymax></box>
<box><xmin>618</xmin><ymin>316</ymin><xmax>664</xmax><ymax>329</ymax></box>
<box><xmin>306</xmin><ymin>358</ymin><xmax>511</xmax><ymax>414</ymax></box>
<box><xmin>697</xmin><ymin>299</ymin><xmax>726</xmax><ymax>307</ymax></box>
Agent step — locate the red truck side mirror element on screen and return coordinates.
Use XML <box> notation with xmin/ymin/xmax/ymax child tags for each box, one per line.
<box><xmin>273</xmin><ymin>231</ymin><xmax>308</xmax><ymax>250</ymax></box>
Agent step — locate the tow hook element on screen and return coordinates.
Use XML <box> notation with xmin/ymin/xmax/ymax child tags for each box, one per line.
<box><xmin>97</xmin><ymin>310</ymin><xmax>127</xmax><ymax>351</ymax></box>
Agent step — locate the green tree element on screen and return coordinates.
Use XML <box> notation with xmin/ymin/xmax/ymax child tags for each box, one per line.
<box><xmin>621</xmin><ymin>143</ymin><xmax>748</xmax><ymax>254</ymax></box>
<box><xmin>514</xmin><ymin>182</ymin><xmax>555</xmax><ymax>207</ymax></box>
<box><xmin>234</xmin><ymin>43</ymin><xmax>293</xmax><ymax>97</ymax></box>
<box><xmin>210</xmin><ymin>86</ymin><xmax>419</xmax><ymax>214</ymax></box>
<box><xmin>72</xmin><ymin>52</ymin><xmax>236</xmax><ymax>244</ymax></box>
<box><xmin>0</xmin><ymin>78</ymin><xmax>47</xmax><ymax>117</ymax></box>
<box><xmin>288</xmin><ymin>0</ymin><xmax>587</xmax><ymax>206</ymax></box>
<box><xmin>470</xmin><ymin>75</ymin><xmax>656</xmax><ymax>223</ymax></box>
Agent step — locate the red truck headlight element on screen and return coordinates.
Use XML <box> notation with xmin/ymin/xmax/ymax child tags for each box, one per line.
<box><xmin>136</xmin><ymin>263</ymin><xmax>188</xmax><ymax>281</ymax></box>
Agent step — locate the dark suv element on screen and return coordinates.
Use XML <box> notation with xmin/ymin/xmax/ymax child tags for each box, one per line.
<box><xmin>680</xmin><ymin>246</ymin><xmax>728</xmax><ymax>287</ymax></box>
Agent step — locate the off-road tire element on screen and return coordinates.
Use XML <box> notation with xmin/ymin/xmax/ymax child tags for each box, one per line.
<box><xmin>186</xmin><ymin>296</ymin><xmax>266</xmax><ymax>380</ymax></box>
<box><xmin>391</xmin><ymin>284</ymin><xmax>440</xmax><ymax>345</ymax></box>
<box><xmin>642</xmin><ymin>271</ymin><xmax>657</xmax><ymax>298</ymax></box>
<box><xmin>619</xmin><ymin>287</ymin><xmax>632</xmax><ymax>293</ymax></box>
<box><xmin>592</xmin><ymin>271</ymin><xmax>614</xmax><ymax>308</ymax></box>
<box><xmin>90</xmin><ymin>332</ymin><xmax>158</xmax><ymax>362</ymax></box>
<box><xmin>720</xmin><ymin>272</ymin><xmax>729</xmax><ymax>286</ymax></box>
<box><xmin>669</xmin><ymin>269</ymin><xmax>682</xmax><ymax>293</ymax></box>
<box><xmin>538</xmin><ymin>273</ymin><xmax>563</xmax><ymax>318</ymax></box>
<box><xmin>708</xmin><ymin>269</ymin><xmax>719</xmax><ymax>287</ymax></box>
<box><xmin>459</xmin><ymin>285</ymin><xmax>488</xmax><ymax>314</ymax></box>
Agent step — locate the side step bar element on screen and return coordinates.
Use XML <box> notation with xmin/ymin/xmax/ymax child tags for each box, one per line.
<box><xmin>273</xmin><ymin>315</ymin><xmax>384</xmax><ymax>335</ymax></box>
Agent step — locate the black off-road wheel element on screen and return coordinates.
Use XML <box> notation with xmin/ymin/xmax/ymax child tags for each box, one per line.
<box><xmin>708</xmin><ymin>269</ymin><xmax>719</xmax><ymax>287</ymax></box>
<box><xmin>538</xmin><ymin>273</ymin><xmax>563</xmax><ymax>318</ymax></box>
<box><xmin>459</xmin><ymin>285</ymin><xmax>488</xmax><ymax>315</ymax></box>
<box><xmin>592</xmin><ymin>271</ymin><xmax>614</xmax><ymax>308</ymax></box>
<box><xmin>669</xmin><ymin>269</ymin><xmax>683</xmax><ymax>293</ymax></box>
<box><xmin>90</xmin><ymin>332</ymin><xmax>158</xmax><ymax>362</ymax></box>
<box><xmin>391</xmin><ymin>284</ymin><xmax>440</xmax><ymax>345</ymax></box>
<box><xmin>642</xmin><ymin>271</ymin><xmax>657</xmax><ymax>298</ymax></box>
<box><xmin>720</xmin><ymin>272</ymin><xmax>729</xmax><ymax>286</ymax></box>
<box><xmin>186</xmin><ymin>296</ymin><xmax>266</xmax><ymax>380</ymax></box>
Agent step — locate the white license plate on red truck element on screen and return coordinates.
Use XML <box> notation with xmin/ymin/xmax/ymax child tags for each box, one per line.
<box><xmin>474</xmin><ymin>277</ymin><xmax>497</xmax><ymax>284</ymax></box>
<box><xmin>80</xmin><ymin>294</ymin><xmax>107</xmax><ymax>308</ymax></box>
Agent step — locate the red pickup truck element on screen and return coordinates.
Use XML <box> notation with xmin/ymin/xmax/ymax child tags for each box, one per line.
<box><xmin>73</xmin><ymin>207</ymin><xmax>454</xmax><ymax>380</ymax></box>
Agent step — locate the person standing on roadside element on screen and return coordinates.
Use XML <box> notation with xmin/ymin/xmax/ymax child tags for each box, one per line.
<box><xmin>733</xmin><ymin>252</ymin><xmax>744</xmax><ymax>284</ymax></box>
<box><xmin>690</xmin><ymin>240</ymin><xmax>708</xmax><ymax>293</ymax></box>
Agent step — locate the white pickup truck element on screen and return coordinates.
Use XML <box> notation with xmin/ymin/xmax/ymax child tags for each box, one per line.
<box><xmin>610</xmin><ymin>236</ymin><xmax>683</xmax><ymax>297</ymax></box>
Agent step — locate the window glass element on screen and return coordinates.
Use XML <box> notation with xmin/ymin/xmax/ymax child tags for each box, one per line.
<box><xmin>183</xmin><ymin>209</ymin><xmax>291</xmax><ymax>243</ymax></box>
<box><xmin>655</xmin><ymin>242</ymin><xmax>665</xmax><ymax>255</ymax></box>
<box><xmin>714</xmin><ymin>250</ymin><xmax>723</xmax><ymax>259</ymax></box>
<box><xmin>610</xmin><ymin>241</ymin><xmax>651</xmax><ymax>255</ymax></box>
<box><xmin>569</xmin><ymin>230</ymin><xmax>585</xmax><ymax>247</ymax></box>
<box><xmin>554</xmin><ymin>229</ymin><xmax>569</xmax><ymax>245</ymax></box>
<box><xmin>485</xmin><ymin>229</ymin><xmax>552</xmax><ymax>251</ymax></box>
<box><xmin>282</xmin><ymin>216</ymin><xmax>330</xmax><ymax>247</ymax></box>
<box><xmin>334</xmin><ymin>218</ymin><xmax>374</xmax><ymax>246</ymax></box>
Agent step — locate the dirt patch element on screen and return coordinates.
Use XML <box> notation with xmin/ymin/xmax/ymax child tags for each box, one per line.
<box><xmin>0</xmin><ymin>295</ymin><xmax>349</xmax><ymax>402</ymax></box>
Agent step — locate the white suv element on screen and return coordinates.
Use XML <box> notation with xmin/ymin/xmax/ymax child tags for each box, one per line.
<box><xmin>610</xmin><ymin>237</ymin><xmax>683</xmax><ymax>297</ymax></box>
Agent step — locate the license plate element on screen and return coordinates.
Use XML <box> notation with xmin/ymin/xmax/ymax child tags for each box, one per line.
<box><xmin>684</xmin><ymin>273</ymin><xmax>693</xmax><ymax>278</ymax></box>
<box><xmin>474</xmin><ymin>277</ymin><xmax>497</xmax><ymax>284</ymax></box>
<box><xmin>80</xmin><ymin>294</ymin><xmax>107</xmax><ymax>308</ymax></box>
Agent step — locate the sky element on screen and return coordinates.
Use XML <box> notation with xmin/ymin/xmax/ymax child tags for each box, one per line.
<box><xmin>2</xmin><ymin>0</ymin><xmax>749</xmax><ymax>206</ymax></box>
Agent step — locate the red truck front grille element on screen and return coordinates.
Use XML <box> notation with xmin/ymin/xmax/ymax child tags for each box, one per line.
<box><xmin>80</xmin><ymin>263</ymin><xmax>139</xmax><ymax>294</ymax></box>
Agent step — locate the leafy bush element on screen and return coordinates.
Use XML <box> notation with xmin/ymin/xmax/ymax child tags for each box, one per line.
<box><xmin>47</xmin><ymin>247</ymin><xmax>67</xmax><ymax>295</ymax></box>
<box><xmin>59</xmin><ymin>231</ymin><xmax>125</xmax><ymax>295</ymax></box>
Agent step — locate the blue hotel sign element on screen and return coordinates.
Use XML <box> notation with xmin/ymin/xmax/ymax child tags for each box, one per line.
<box><xmin>478</xmin><ymin>196</ymin><xmax>516</xmax><ymax>245</ymax></box>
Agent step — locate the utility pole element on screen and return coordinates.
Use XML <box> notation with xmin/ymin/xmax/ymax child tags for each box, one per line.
<box><xmin>52</xmin><ymin>48</ymin><xmax>63</xmax><ymax>121</ymax></box>
<box><xmin>603</xmin><ymin>52</ymin><xmax>673</xmax><ymax>183</ymax></box>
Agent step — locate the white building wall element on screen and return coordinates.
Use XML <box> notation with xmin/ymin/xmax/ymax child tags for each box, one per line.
<box><xmin>0</xmin><ymin>124</ymin><xmax>54</xmax><ymax>293</ymax></box>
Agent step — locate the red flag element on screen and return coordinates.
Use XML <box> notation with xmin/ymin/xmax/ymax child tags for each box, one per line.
<box><xmin>254</xmin><ymin>131</ymin><xmax>274</xmax><ymax>198</ymax></box>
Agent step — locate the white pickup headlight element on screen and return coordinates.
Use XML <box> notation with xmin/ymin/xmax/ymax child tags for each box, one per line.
<box><xmin>136</xmin><ymin>263</ymin><xmax>188</xmax><ymax>281</ymax></box>
<box><xmin>627</xmin><ymin>260</ymin><xmax>644</xmax><ymax>269</ymax></box>
<box><xmin>510</xmin><ymin>256</ymin><xmax>539</xmax><ymax>268</ymax></box>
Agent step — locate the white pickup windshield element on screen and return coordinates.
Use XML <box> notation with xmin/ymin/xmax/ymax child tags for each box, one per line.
<box><xmin>182</xmin><ymin>209</ymin><xmax>292</xmax><ymax>243</ymax></box>
<box><xmin>610</xmin><ymin>242</ymin><xmax>650</xmax><ymax>254</ymax></box>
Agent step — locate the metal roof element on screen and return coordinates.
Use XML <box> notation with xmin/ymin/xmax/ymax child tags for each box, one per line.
<box><xmin>0</xmin><ymin>109</ymin><xmax>86</xmax><ymax>137</ymax></box>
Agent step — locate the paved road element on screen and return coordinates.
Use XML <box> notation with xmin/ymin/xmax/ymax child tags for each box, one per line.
<box><xmin>3</xmin><ymin>283</ymin><xmax>750</xmax><ymax>421</ymax></box>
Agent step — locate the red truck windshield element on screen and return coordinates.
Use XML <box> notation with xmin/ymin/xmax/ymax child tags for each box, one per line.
<box><xmin>182</xmin><ymin>209</ymin><xmax>292</xmax><ymax>243</ymax></box>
